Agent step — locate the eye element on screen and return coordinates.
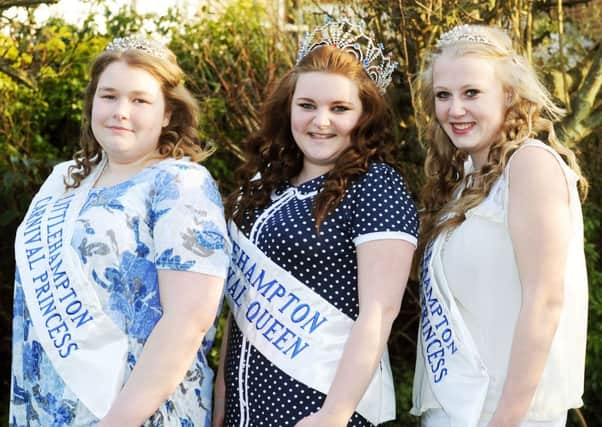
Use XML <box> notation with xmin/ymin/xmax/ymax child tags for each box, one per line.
<box><xmin>133</xmin><ymin>98</ymin><xmax>151</xmax><ymax>104</ymax></box>
<box><xmin>297</xmin><ymin>102</ymin><xmax>315</xmax><ymax>110</ymax></box>
<box><xmin>99</xmin><ymin>94</ymin><xmax>115</xmax><ymax>100</ymax></box>
<box><xmin>435</xmin><ymin>91</ymin><xmax>450</xmax><ymax>100</ymax></box>
<box><xmin>332</xmin><ymin>105</ymin><xmax>351</xmax><ymax>113</ymax></box>
<box><xmin>465</xmin><ymin>89</ymin><xmax>480</xmax><ymax>97</ymax></box>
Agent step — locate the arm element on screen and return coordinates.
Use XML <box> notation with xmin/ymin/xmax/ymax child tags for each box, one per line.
<box><xmin>212</xmin><ymin>313</ymin><xmax>231</xmax><ymax>427</ymax></box>
<box><xmin>488</xmin><ymin>147</ymin><xmax>571</xmax><ymax>426</ymax></box>
<box><xmin>295</xmin><ymin>239</ymin><xmax>415</xmax><ymax>427</ymax></box>
<box><xmin>97</xmin><ymin>270</ymin><xmax>225</xmax><ymax>426</ymax></box>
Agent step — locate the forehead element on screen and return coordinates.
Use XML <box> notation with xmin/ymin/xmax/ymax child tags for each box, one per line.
<box><xmin>432</xmin><ymin>52</ymin><xmax>498</xmax><ymax>87</ymax></box>
<box><xmin>97</xmin><ymin>60</ymin><xmax>162</xmax><ymax>93</ymax></box>
<box><xmin>293</xmin><ymin>71</ymin><xmax>360</xmax><ymax>103</ymax></box>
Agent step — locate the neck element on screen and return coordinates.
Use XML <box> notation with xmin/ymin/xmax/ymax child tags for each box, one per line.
<box><xmin>95</xmin><ymin>152</ymin><xmax>162</xmax><ymax>187</ymax></box>
<box><xmin>469</xmin><ymin>151</ymin><xmax>489</xmax><ymax>170</ymax></box>
<box><xmin>292</xmin><ymin>164</ymin><xmax>332</xmax><ymax>186</ymax></box>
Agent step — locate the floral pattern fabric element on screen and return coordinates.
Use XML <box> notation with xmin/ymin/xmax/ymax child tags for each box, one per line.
<box><xmin>10</xmin><ymin>158</ymin><xmax>229</xmax><ymax>427</ymax></box>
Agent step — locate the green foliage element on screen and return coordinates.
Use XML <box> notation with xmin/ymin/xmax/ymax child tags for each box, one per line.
<box><xmin>167</xmin><ymin>0</ymin><xmax>296</xmax><ymax>192</ymax></box>
<box><xmin>0</xmin><ymin>11</ymin><xmax>107</xmax><ymax>422</ymax></box>
<box><xmin>579</xmin><ymin>131</ymin><xmax>602</xmax><ymax>426</ymax></box>
<box><xmin>0</xmin><ymin>1</ymin><xmax>600</xmax><ymax>425</ymax></box>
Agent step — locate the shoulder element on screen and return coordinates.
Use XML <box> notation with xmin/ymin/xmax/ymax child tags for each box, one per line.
<box><xmin>508</xmin><ymin>140</ymin><xmax>566</xmax><ymax>183</ymax></box>
<box><xmin>344</xmin><ymin>162</ymin><xmax>417</xmax><ymax>210</ymax></box>
<box><xmin>154</xmin><ymin>158</ymin><xmax>212</xmax><ymax>179</ymax></box>
<box><xmin>351</xmin><ymin>162</ymin><xmax>408</xmax><ymax>190</ymax></box>
<box><xmin>507</xmin><ymin>140</ymin><xmax>569</xmax><ymax>202</ymax></box>
<box><xmin>365</xmin><ymin>162</ymin><xmax>403</xmax><ymax>179</ymax></box>
<box><xmin>52</xmin><ymin>159</ymin><xmax>78</xmax><ymax>177</ymax></box>
<box><xmin>150</xmin><ymin>158</ymin><xmax>219</xmax><ymax>190</ymax></box>
<box><xmin>153</xmin><ymin>158</ymin><xmax>223</xmax><ymax>206</ymax></box>
<box><xmin>48</xmin><ymin>159</ymin><xmax>80</xmax><ymax>185</ymax></box>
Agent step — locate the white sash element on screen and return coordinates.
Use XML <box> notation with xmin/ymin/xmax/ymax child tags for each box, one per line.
<box><xmin>14</xmin><ymin>158</ymin><xmax>128</xmax><ymax>418</ymax></box>
<box><xmin>225</xmin><ymin>222</ymin><xmax>395</xmax><ymax>425</ymax></box>
<box><xmin>414</xmin><ymin>233</ymin><xmax>489</xmax><ymax>427</ymax></box>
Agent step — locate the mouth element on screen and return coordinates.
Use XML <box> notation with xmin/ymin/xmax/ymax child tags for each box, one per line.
<box><xmin>108</xmin><ymin>126</ymin><xmax>134</xmax><ymax>133</ymax></box>
<box><xmin>308</xmin><ymin>132</ymin><xmax>336</xmax><ymax>139</ymax></box>
<box><xmin>450</xmin><ymin>122</ymin><xmax>475</xmax><ymax>135</ymax></box>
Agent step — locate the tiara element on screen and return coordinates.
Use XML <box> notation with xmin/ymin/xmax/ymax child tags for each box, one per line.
<box><xmin>436</xmin><ymin>25</ymin><xmax>495</xmax><ymax>49</ymax></box>
<box><xmin>297</xmin><ymin>16</ymin><xmax>398</xmax><ymax>93</ymax></box>
<box><xmin>104</xmin><ymin>36</ymin><xmax>170</xmax><ymax>60</ymax></box>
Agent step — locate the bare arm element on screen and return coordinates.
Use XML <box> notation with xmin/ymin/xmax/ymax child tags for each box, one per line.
<box><xmin>295</xmin><ymin>239</ymin><xmax>415</xmax><ymax>427</ymax></box>
<box><xmin>97</xmin><ymin>270</ymin><xmax>225</xmax><ymax>426</ymax></box>
<box><xmin>488</xmin><ymin>147</ymin><xmax>570</xmax><ymax>426</ymax></box>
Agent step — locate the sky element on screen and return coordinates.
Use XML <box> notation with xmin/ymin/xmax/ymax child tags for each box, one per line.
<box><xmin>7</xmin><ymin>0</ymin><xmax>197</xmax><ymax>25</ymax></box>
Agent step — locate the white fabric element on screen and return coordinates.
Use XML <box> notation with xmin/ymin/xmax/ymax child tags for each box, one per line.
<box><xmin>421</xmin><ymin>408</ymin><xmax>568</xmax><ymax>427</ymax></box>
<box><xmin>14</xmin><ymin>158</ymin><xmax>128</xmax><ymax>418</ymax></box>
<box><xmin>412</xmin><ymin>139</ymin><xmax>587</xmax><ymax>422</ymax></box>
<box><xmin>410</xmin><ymin>233</ymin><xmax>489</xmax><ymax>427</ymax></box>
<box><xmin>353</xmin><ymin>230</ymin><xmax>417</xmax><ymax>246</ymax></box>
<box><xmin>226</xmin><ymin>222</ymin><xmax>396</xmax><ymax>425</ymax></box>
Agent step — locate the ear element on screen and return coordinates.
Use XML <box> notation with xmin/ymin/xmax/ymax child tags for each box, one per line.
<box><xmin>163</xmin><ymin>109</ymin><xmax>172</xmax><ymax>127</ymax></box>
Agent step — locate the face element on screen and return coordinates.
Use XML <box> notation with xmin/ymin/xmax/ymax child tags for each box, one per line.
<box><xmin>91</xmin><ymin>60</ymin><xmax>170</xmax><ymax>166</ymax></box>
<box><xmin>291</xmin><ymin>71</ymin><xmax>362</xmax><ymax>180</ymax></box>
<box><xmin>432</xmin><ymin>52</ymin><xmax>507</xmax><ymax>168</ymax></box>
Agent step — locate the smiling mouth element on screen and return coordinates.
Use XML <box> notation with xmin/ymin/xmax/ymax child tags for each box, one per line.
<box><xmin>450</xmin><ymin>122</ymin><xmax>475</xmax><ymax>134</ymax></box>
<box><xmin>308</xmin><ymin>132</ymin><xmax>336</xmax><ymax>139</ymax></box>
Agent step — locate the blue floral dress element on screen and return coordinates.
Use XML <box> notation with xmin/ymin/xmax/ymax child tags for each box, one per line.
<box><xmin>10</xmin><ymin>158</ymin><xmax>230</xmax><ymax>427</ymax></box>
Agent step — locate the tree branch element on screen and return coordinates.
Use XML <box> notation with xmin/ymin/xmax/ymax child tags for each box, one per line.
<box><xmin>0</xmin><ymin>0</ymin><xmax>58</xmax><ymax>10</ymax></box>
<box><xmin>561</xmin><ymin>42</ymin><xmax>602</xmax><ymax>145</ymax></box>
<box><xmin>0</xmin><ymin>61</ymin><xmax>35</xmax><ymax>88</ymax></box>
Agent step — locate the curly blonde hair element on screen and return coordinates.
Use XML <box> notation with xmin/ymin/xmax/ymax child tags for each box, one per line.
<box><xmin>416</xmin><ymin>25</ymin><xmax>588</xmax><ymax>266</ymax></box>
<box><xmin>65</xmin><ymin>45</ymin><xmax>211</xmax><ymax>188</ymax></box>
<box><xmin>225</xmin><ymin>45</ymin><xmax>397</xmax><ymax>232</ymax></box>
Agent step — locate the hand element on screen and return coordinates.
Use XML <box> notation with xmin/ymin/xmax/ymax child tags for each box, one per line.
<box><xmin>212</xmin><ymin>371</ymin><xmax>226</xmax><ymax>427</ymax></box>
<box><xmin>294</xmin><ymin>410</ymin><xmax>348</xmax><ymax>427</ymax></box>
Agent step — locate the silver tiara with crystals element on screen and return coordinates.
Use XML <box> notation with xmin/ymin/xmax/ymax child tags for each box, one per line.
<box><xmin>436</xmin><ymin>25</ymin><xmax>496</xmax><ymax>49</ymax></box>
<box><xmin>104</xmin><ymin>36</ymin><xmax>170</xmax><ymax>60</ymax></box>
<box><xmin>296</xmin><ymin>16</ymin><xmax>398</xmax><ymax>93</ymax></box>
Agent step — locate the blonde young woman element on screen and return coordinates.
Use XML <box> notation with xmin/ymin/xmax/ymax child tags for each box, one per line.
<box><xmin>411</xmin><ymin>25</ymin><xmax>588</xmax><ymax>427</ymax></box>
<box><xmin>11</xmin><ymin>37</ymin><xmax>229</xmax><ymax>426</ymax></box>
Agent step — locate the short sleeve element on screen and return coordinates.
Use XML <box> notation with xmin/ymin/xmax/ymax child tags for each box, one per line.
<box><xmin>152</xmin><ymin>162</ymin><xmax>230</xmax><ymax>278</ymax></box>
<box><xmin>345</xmin><ymin>163</ymin><xmax>419</xmax><ymax>247</ymax></box>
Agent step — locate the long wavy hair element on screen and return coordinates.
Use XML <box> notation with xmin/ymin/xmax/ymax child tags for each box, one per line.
<box><xmin>65</xmin><ymin>45</ymin><xmax>211</xmax><ymax>188</ymax></box>
<box><xmin>225</xmin><ymin>45</ymin><xmax>397</xmax><ymax>231</ymax></box>
<box><xmin>415</xmin><ymin>25</ymin><xmax>588</xmax><ymax>267</ymax></box>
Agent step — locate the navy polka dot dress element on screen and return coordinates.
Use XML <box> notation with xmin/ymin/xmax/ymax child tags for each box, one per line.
<box><xmin>224</xmin><ymin>163</ymin><xmax>419</xmax><ymax>427</ymax></box>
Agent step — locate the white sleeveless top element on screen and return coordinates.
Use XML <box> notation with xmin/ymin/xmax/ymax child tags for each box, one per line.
<box><xmin>412</xmin><ymin>140</ymin><xmax>587</xmax><ymax>422</ymax></box>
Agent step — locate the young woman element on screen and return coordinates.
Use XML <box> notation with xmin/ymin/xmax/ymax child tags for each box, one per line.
<box><xmin>11</xmin><ymin>36</ymin><xmax>229</xmax><ymax>426</ymax></box>
<box><xmin>411</xmin><ymin>24</ymin><xmax>588</xmax><ymax>427</ymax></box>
<box><xmin>213</xmin><ymin>17</ymin><xmax>419</xmax><ymax>427</ymax></box>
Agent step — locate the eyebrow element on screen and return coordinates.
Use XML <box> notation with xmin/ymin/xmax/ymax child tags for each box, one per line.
<box><xmin>97</xmin><ymin>87</ymin><xmax>155</xmax><ymax>97</ymax></box>
<box><xmin>294</xmin><ymin>96</ymin><xmax>355</xmax><ymax>105</ymax></box>
<box><xmin>433</xmin><ymin>83</ymin><xmax>483</xmax><ymax>91</ymax></box>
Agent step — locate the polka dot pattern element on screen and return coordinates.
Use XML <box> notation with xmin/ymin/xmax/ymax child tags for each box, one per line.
<box><xmin>224</xmin><ymin>163</ymin><xmax>419</xmax><ymax>426</ymax></box>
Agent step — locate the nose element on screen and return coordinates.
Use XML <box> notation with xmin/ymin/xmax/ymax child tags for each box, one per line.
<box><xmin>112</xmin><ymin>98</ymin><xmax>130</xmax><ymax>120</ymax></box>
<box><xmin>448</xmin><ymin>97</ymin><xmax>466</xmax><ymax>117</ymax></box>
<box><xmin>313</xmin><ymin>108</ymin><xmax>331</xmax><ymax>128</ymax></box>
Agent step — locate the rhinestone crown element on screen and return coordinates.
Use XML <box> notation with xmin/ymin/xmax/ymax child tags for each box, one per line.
<box><xmin>104</xmin><ymin>36</ymin><xmax>170</xmax><ymax>60</ymax></box>
<box><xmin>297</xmin><ymin>16</ymin><xmax>398</xmax><ymax>93</ymax></box>
<box><xmin>436</xmin><ymin>25</ymin><xmax>495</xmax><ymax>49</ymax></box>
